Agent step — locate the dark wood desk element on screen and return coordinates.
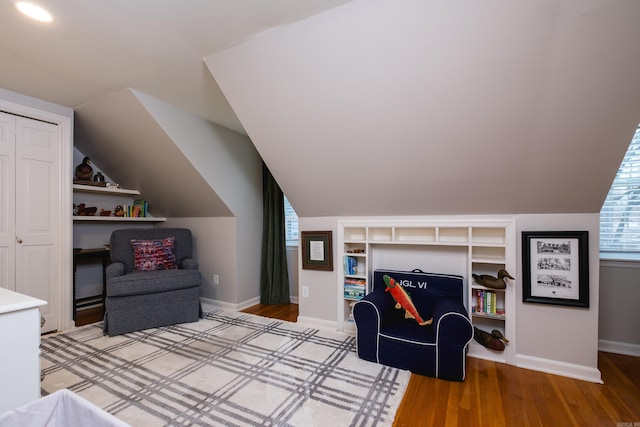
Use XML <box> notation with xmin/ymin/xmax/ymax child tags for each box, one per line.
<box><xmin>72</xmin><ymin>248</ymin><xmax>110</xmax><ymax>321</ymax></box>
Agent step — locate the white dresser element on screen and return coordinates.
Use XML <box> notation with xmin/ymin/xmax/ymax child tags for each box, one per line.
<box><xmin>0</xmin><ymin>288</ymin><xmax>47</xmax><ymax>413</ymax></box>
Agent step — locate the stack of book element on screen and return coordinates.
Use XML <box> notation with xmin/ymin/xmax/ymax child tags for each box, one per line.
<box><xmin>474</xmin><ymin>289</ymin><xmax>504</xmax><ymax>316</ymax></box>
<box><xmin>124</xmin><ymin>200</ymin><xmax>148</xmax><ymax>217</ymax></box>
<box><xmin>344</xmin><ymin>278</ymin><xmax>366</xmax><ymax>300</ymax></box>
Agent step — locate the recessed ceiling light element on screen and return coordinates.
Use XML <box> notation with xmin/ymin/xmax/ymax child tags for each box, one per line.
<box><xmin>14</xmin><ymin>1</ymin><xmax>54</xmax><ymax>23</ymax></box>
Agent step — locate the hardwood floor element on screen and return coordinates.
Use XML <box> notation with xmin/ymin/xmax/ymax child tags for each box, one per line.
<box><xmin>74</xmin><ymin>305</ymin><xmax>104</xmax><ymax>326</ymax></box>
<box><xmin>242</xmin><ymin>303</ymin><xmax>640</xmax><ymax>427</ymax></box>
<box><xmin>241</xmin><ymin>303</ymin><xmax>299</xmax><ymax>322</ymax></box>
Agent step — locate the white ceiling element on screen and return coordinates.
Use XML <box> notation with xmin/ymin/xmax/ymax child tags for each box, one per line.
<box><xmin>0</xmin><ymin>0</ymin><xmax>349</xmax><ymax>134</ymax></box>
<box><xmin>3</xmin><ymin>0</ymin><xmax>640</xmax><ymax>218</ymax></box>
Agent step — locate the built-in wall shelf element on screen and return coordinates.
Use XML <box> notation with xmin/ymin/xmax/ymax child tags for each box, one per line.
<box><xmin>73</xmin><ymin>216</ymin><xmax>166</xmax><ymax>222</ymax></box>
<box><xmin>338</xmin><ymin>218</ymin><xmax>516</xmax><ymax>366</ymax></box>
<box><xmin>72</xmin><ymin>184</ymin><xmax>165</xmax><ymax>222</ymax></box>
<box><xmin>72</xmin><ymin>184</ymin><xmax>140</xmax><ymax>195</ymax></box>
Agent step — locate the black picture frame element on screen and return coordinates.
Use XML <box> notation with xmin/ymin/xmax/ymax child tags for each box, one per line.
<box><xmin>301</xmin><ymin>231</ymin><xmax>333</xmax><ymax>271</ymax></box>
<box><xmin>522</xmin><ymin>231</ymin><xmax>589</xmax><ymax>308</ymax></box>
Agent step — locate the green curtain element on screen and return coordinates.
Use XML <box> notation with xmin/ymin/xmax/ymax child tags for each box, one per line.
<box><xmin>260</xmin><ymin>163</ymin><xmax>291</xmax><ymax>304</ymax></box>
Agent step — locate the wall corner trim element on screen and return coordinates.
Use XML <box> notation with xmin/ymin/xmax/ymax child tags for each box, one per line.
<box><xmin>515</xmin><ymin>354</ymin><xmax>603</xmax><ymax>384</ymax></box>
<box><xmin>598</xmin><ymin>339</ymin><xmax>640</xmax><ymax>357</ymax></box>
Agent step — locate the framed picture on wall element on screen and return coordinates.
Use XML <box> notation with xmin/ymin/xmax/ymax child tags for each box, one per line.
<box><xmin>301</xmin><ymin>230</ymin><xmax>333</xmax><ymax>271</ymax></box>
<box><xmin>522</xmin><ymin>231</ymin><xmax>589</xmax><ymax>308</ymax></box>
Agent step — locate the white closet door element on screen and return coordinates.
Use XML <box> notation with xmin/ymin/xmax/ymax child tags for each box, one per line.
<box><xmin>15</xmin><ymin>117</ymin><xmax>59</xmax><ymax>333</ymax></box>
<box><xmin>0</xmin><ymin>112</ymin><xmax>17</xmax><ymax>292</ymax></box>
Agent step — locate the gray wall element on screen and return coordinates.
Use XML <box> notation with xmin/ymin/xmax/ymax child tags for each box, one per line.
<box><xmin>136</xmin><ymin>91</ymin><xmax>263</xmax><ymax>307</ymax></box>
<box><xmin>599</xmin><ymin>262</ymin><xmax>640</xmax><ymax>355</ymax></box>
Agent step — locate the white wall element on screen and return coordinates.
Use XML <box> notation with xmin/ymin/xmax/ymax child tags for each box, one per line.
<box><xmin>599</xmin><ymin>262</ymin><xmax>640</xmax><ymax>356</ymax></box>
<box><xmin>134</xmin><ymin>91</ymin><xmax>263</xmax><ymax>307</ymax></box>
<box><xmin>162</xmin><ymin>217</ymin><xmax>237</xmax><ymax>304</ymax></box>
<box><xmin>515</xmin><ymin>213</ymin><xmax>601</xmax><ymax>382</ymax></box>
<box><xmin>297</xmin><ymin>213</ymin><xmax>603</xmax><ymax>382</ymax></box>
<box><xmin>297</xmin><ymin>217</ymin><xmax>339</xmax><ymax>327</ymax></box>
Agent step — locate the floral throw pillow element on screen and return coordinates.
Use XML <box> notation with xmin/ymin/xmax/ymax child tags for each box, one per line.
<box><xmin>131</xmin><ymin>237</ymin><xmax>177</xmax><ymax>272</ymax></box>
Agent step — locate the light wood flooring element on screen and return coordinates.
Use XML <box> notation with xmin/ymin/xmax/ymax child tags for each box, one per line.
<box><xmin>242</xmin><ymin>303</ymin><xmax>640</xmax><ymax>427</ymax></box>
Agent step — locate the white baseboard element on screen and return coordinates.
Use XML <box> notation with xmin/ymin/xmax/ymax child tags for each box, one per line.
<box><xmin>296</xmin><ymin>316</ymin><xmax>338</xmax><ymax>331</ymax></box>
<box><xmin>599</xmin><ymin>339</ymin><xmax>640</xmax><ymax>357</ymax></box>
<box><xmin>515</xmin><ymin>354</ymin><xmax>603</xmax><ymax>384</ymax></box>
<box><xmin>199</xmin><ymin>297</ymin><xmax>236</xmax><ymax>311</ymax></box>
<box><xmin>236</xmin><ymin>296</ymin><xmax>261</xmax><ymax>311</ymax></box>
<box><xmin>200</xmin><ymin>298</ymin><xmax>338</xmax><ymax>331</ymax></box>
<box><xmin>199</xmin><ymin>296</ymin><xmax>299</xmax><ymax>312</ymax></box>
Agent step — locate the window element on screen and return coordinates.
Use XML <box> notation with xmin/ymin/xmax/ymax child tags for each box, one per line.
<box><xmin>284</xmin><ymin>196</ymin><xmax>299</xmax><ymax>245</ymax></box>
<box><xmin>600</xmin><ymin>124</ymin><xmax>640</xmax><ymax>257</ymax></box>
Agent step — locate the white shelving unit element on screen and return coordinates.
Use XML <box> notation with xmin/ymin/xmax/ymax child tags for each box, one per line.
<box><xmin>72</xmin><ymin>184</ymin><xmax>166</xmax><ymax>222</ymax></box>
<box><xmin>338</xmin><ymin>219</ymin><xmax>516</xmax><ymax>366</ymax></box>
<box><xmin>73</xmin><ymin>184</ymin><xmax>141</xmax><ymax>195</ymax></box>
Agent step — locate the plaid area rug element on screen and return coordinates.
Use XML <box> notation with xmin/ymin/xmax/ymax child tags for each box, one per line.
<box><xmin>40</xmin><ymin>311</ymin><xmax>410</xmax><ymax>426</ymax></box>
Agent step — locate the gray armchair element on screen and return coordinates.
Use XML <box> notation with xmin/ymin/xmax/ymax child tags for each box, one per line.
<box><xmin>104</xmin><ymin>228</ymin><xmax>203</xmax><ymax>336</ymax></box>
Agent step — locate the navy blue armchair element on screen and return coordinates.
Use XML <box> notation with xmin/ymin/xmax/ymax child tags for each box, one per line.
<box><xmin>353</xmin><ymin>269</ymin><xmax>473</xmax><ymax>381</ymax></box>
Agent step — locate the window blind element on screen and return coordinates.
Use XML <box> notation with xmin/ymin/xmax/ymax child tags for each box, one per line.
<box><xmin>284</xmin><ymin>196</ymin><xmax>299</xmax><ymax>244</ymax></box>
<box><xmin>600</xmin><ymin>125</ymin><xmax>640</xmax><ymax>253</ymax></box>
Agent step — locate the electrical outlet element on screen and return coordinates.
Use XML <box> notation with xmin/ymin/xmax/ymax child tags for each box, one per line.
<box><xmin>302</xmin><ymin>286</ymin><xmax>309</xmax><ymax>298</ymax></box>
<box><xmin>213</xmin><ymin>274</ymin><xmax>219</xmax><ymax>285</ymax></box>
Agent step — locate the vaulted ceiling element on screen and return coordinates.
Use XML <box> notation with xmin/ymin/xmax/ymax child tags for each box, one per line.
<box><xmin>2</xmin><ymin>0</ymin><xmax>640</xmax><ymax>218</ymax></box>
<box><xmin>0</xmin><ymin>0</ymin><xmax>349</xmax><ymax>134</ymax></box>
<box><xmin>204</xmin><ymin>0</ymin><xmax>640</xmax><ymax>216</ymax></box>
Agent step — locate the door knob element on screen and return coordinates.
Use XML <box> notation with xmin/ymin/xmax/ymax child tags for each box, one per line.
<box><xmin>16</xmin><ymin>237</ymin><xmax>23</xmax><ymax>243</ymax></box>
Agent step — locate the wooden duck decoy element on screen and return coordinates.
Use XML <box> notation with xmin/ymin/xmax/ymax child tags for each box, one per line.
<box><xmin>491</xmin><ymin>329</ymin><xmax>509</xmax><ymax>343</ymax></box>
<box><xmin>75</xmin><ymin>156</ymin><xmax>93</xmax><ymax>180</ymax></box>
<box><xmin>472</xmin><ymin>269</ymin><xmax>514</xmax><ymax>290</ymax></box>
<box><xmin>473</xmin><ymin>326</ymin><xmax>505</xmax><ymax>351</ymax></box>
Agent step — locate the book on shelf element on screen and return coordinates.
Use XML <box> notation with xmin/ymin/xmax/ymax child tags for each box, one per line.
<box><xmin>123</xmin><ymin>200</ymin><xmax>148</xmax><ymax>217</ymax></box>
<box><xmin>474</xmin><ymin>289</ymin><xmax>502</xmax><ymax>316</ymax></box>
<box><xmin>344</xmin><ymin>283</ymin><xmax>365</xmax><ymax>300</ymax></box>
<box><xmin>343</xmin><ymin>256</ymin><xmax>358</xmax><ymax>275</ymax></box>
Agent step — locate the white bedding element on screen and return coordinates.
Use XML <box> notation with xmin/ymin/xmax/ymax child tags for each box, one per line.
<box><xmin>0</xmin><ymin>389</ymin><xmax>129</xmax><ymax>427</ymax></box>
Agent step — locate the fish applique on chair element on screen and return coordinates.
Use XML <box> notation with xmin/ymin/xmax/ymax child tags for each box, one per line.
<box><xmin>383</xmin><ymin>274</ymin><xmax>432</xmax><ymax>326</ymax></box>
<box><xmin>353</xmin><ymin>269</ymin><xmax>473</xmax><ymax>381</ymax></box>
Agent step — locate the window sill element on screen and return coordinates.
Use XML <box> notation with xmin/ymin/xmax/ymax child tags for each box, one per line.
<box><xmin>600</xmin><ymin>252</ymin><xmax>640</xmax><ymax>268</ymax></box>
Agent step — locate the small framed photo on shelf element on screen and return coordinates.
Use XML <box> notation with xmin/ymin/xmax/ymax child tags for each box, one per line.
<box><xmin>301</xmin><ymin>231</ymin><xmax>333</xmax><ymax>271</ymax></box>
<box><xmin>522</xmin><ymin>231</ymin><xmax>589</xmax><ymax>308</ymax></box>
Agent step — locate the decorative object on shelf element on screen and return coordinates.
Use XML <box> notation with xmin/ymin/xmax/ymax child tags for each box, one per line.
<box><xmin>472</xmin><ymin>269</ymin><xmax>514</xmax><ymax>289</ymax></box>
<box><xmin>383</xmin><ymin>274</ymin><xmax>432</xmax><ymax>326</ymax></box>
<box><xmin>114</xmin><ymin>205</ymin><xmax>125</xmax><ymax>217</ymax></box>
<box><xmin>93</xmin><ymin>171</ymin><xmax>105</xmax><ymax>182</ymax></box>
<box><xmin>75</xmin><ymin>156</ymin><xmax>93</xmax><ymax>180</ymax></box>
<box><xmin>74</xmin><ymin>203</ymin><xmax>97</xmax><ymax>216</ymax></box>
<box><xmin>473</xmin><ymin>326</ymin><xmax>505</xmax><ymax>351</ymax></box>
<box><xmin>522</xmin><ymin>231</ymin><xmax>589</xmax><ymax>308</ymax></box>
<box><xmin>301</xmin><ymin>230</ymin><xmax>333</xmax><ymax>271</ymax></box>
<box><xmin>99</xmin><ymin>209</ymin><xmax>111</xmax><ymax>216</ymax></box>
<box><xmin>491</xmin><ymin>329</ymin><xmax>509</xmax><ymax>343</ymax></box>
<box><xmin>106</xmin><ymin>182</ymin><xmax>120</xmax><ymax>189</ymax></box>
<box><xmin>73</xmin><ymin>180</ymin><xmax>107</xmax><ymax>187</ymax></box>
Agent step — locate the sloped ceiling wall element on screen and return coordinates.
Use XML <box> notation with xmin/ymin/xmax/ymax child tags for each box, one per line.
<box><xmin>205</xmin><ymin>0</ymin><xmax>640</xmax><ymax>217</ymax></box>
<box><xmin>74</xmin><ymin>89</ymin><xmax>232</xmax><ymax>218</ymax></box>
